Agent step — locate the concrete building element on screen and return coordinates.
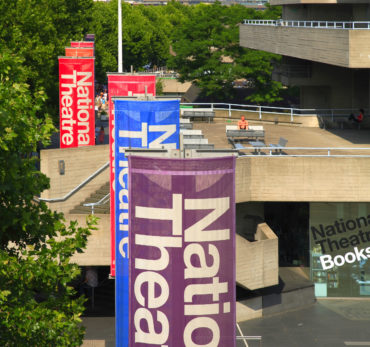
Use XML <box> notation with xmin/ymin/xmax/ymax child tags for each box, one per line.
<box><xmin>41</xmin><ymin>105</ymin><xmax>370</xmax><ymax>329</ymax></box>
<box><xmin>238</xmin><ymin>0</ymin><xmax>370</xmax><ymax>302</ymax></box>
<box><xmin>240</xmin><ymin>0</ymin><xmax>370</xmax><ymax>111</ymax></box>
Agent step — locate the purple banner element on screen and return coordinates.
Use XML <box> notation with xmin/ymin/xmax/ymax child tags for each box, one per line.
<box><xmin>128</xmin><ymin>156</ymin><xmax>236</xmax><ymax>347</ymax></box>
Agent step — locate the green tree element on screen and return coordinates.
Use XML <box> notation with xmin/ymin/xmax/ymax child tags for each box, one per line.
<box><xmin>90</xmin><ymin>1</ymin><xmax>177</xmax><ymax>83</ymax></box>
<box><xmin>168</xmin><ymin>3</ymin><xmax>239</xmax><ymax>99</ymax></box>
<box><xmin>0</xmin><ymin>48</ymin><xmax>96</xmax><ymax>346</ymax></box>
<box><xmin>168</xmin><ymin>3</ymin><xmax>283</xmax><ymax>103</ymax></box>
<box><xmin>89</xmin><ymin>0</ymin><xmax>119</xmax><ymax>83</ymax></box>
<box><xmin>235</xmin><ymin>49</ymin><xmax>282</xmax><ymax>104</ymax></box>
<box><xmin>0</xmin><ymin>0</ymin><xmax>94</xmax><ymax>121</ymax></box>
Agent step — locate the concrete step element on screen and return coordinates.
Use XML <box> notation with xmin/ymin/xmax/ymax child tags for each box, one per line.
<box><xmin>70</xmin><ymin>181</ymin><xmax>110</xmax><ymax>214</ymax></box>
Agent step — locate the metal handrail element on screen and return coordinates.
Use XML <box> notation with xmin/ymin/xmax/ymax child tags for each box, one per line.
<box><xmin>236</xmin><ymin>336</ymin><xmax>262</xmax><ymax>340</ymax></box>
<box><xmin>37</xmin><ymin>161</ymin><xmax>109</xmax><ymax>203</ymax></box>
<box><xmin>236</xmin><ymin>322</ymin><xmax>262</xmax><ymax>346</ymax></box>
<box><xmin>83</xmin><ymin>193</ymin><xmax>110</xmax><ymax>215</ymax></box>
<box><xmin>238</xmin><ymin>147</ymin><xmax>370</xmax><ymax>157</ymax></box>
<box><xmin>181</xmin><ymin>102</ymin><xmax>363</xmax><ymax>122</ymax></box>
<box><xmin>243</xmin><ymin>19</ymin><xmax>370</xmax><ymax>30</ymax></box>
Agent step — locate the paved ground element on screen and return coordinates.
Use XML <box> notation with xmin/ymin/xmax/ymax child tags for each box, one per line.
<box><xmin>82</xmin><ymin>299</ymin><xmax>370</xmax><ymax>347</ymax></box>
<box><xmin>238</xmin><ymin>299</ymin><xmax>370</xmax><ymax>347</ymax></box>
<box><xmin>194</xmin><ymin>120</ymin><xmax>370</xmax><ymax>155</ymax></box>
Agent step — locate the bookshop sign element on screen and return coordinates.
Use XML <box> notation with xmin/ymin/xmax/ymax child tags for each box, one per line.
<box><xmin>310</xmin><ymin>203</ymin><xmax>370</xmax><ymax>297</ymax></box>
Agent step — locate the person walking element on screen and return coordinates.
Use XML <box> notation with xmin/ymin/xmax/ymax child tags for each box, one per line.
<box><xmin>98</xmin><ymin>126</ymin><xmax>105</xmax><ymax>144</ymax></box>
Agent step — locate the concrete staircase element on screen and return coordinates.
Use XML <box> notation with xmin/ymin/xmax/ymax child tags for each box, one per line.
<box><xmin>70</xmin><ymin>181</ymin><xmax>110</xmax><ymax>214</ymax></box>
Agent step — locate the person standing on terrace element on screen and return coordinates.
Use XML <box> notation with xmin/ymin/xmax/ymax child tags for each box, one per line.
<box><xmin>238</xmin><ymin>115</ymin><xmax>249</xmax><ymax>130</ymax></box>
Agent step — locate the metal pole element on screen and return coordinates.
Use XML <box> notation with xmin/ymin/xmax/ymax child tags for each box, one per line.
<box><xmin>236</xmin><ymin>323</ymin><xmax>249</xmax><ymax>347</ymax></box>
<box><xmin>118</xmin><ymin>0</ymin><xmax>123</xmax><ymax>73</ymax></box>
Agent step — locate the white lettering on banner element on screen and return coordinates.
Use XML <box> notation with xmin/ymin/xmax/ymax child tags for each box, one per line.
<box><xmin>117</xmin><ymin>143</ymin><xmax>129</xmax><ymax>259</ymax></box>
<box><xmin>76</xmin><ymin>71</ymin><xmax>92</xmax><ymax>145</ymax></box>
<box><xmin>184</xmin><ymin>244</ymin><xmax>220</xmax><ymax>279</ymax></box>
<box><xmin>320</xmin><ymin>246</ymin><xmax>370</xmax><ymax>270</ymax></box>
<box><xmin>183</xmin><ymin>317</ymin><xmax>220</xmax><ymax>347</ymax></box>
<box><xmin>134</xmin><ymin>234</ymin><xmax>182</xmax><ymax>271</ymax></box>
<box><xmin>184</xmin><ymin>198</ymin><xmax>230</xmax><ymax>242</ymax></box>
<box><xmin>132</xmin><ymin>194</ymin><xmax>231</xmax><ymax>346</ymax></box>
<box><xmin>183</xmin><ymin>197</ymin><xmax>230</xmax><ymax>347</ymax></box>
<box><xmin>149</xmin><ymin>124</ymin><xmax>177</xmax><ymax>149</ymax></box>
<box><xmin>60</xmin><ymin>70</ymin><xmax>77</xmax><ymax>146</ymax></box>
<box><xmin>118</xmin><ymin>236</ymin><xmax>128</xmax><ymax>258</ymax></box>
<box><xmin>119</xmin><ymin>122</ymin><xmax>148</xmax><ymax>147</ymax></box>
<box><xmin>60</xmin><ymin>69</ymin><xmax>93</xmax><ymax>146</ymax></box>
<box><xmin>133</xmin><ymin>194</ymin><xmax>182</xmax><ymax>346</ymax></box>
<box><xmin>116</xmin><ymin>122</ymin><xmax>178</xmax><ymax>263</ymax></box>
<box><xmin>134</xmin><ymin>308</ymin><xmax>169</xmax><ymax>345</ymax></box>
<box><xmin>119</xmin><ymin>123</ymin><xmax>177</xmax><ymax>148</ymax></box>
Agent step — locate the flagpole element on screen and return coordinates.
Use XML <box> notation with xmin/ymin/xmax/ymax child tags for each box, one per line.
<box><xmin>118</xmin><ymin>0</ymin><xmax>123</xmax><ymax>73</ymax></box>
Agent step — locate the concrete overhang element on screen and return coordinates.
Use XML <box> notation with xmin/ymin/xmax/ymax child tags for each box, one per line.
<box><xmin>240</xmin><ymin>24</ymin><xmax>370</xmax><ymax>68</ymax></box>
<box><xmin>235</xmin><ymin>156</ymin><xmax>370</xmax><ymax>203</ymax></box>
<box><xmin>270</xmin><ymin>0</ymin><xmax>370</xmax><ymax>5</ymax></box>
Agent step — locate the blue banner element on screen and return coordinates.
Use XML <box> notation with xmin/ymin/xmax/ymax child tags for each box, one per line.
<box><xmin>114</xmin><ymin>100</ymin><xmax>180</xmax><ymax>346</ymax></box>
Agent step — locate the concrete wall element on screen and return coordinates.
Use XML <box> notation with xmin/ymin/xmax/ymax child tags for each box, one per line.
<box><xmin>273</xmin><ymin>58</ymin><xmax>370</xmax><ymax>110</ymax></box>
<box><xmin>235</xmin><ymin>156</ymin><xmax>370</xmax><ymax>203</ymax></box>
<box><xmin>40</xmin><ymin>148</ymin><xmax>370</xmax><ymax>268</ymax></box>
<box><xmin>236</xmin><ymin>223</ymin><xmax>279</xmax><ymax>290</ymax></box>
<box><xmin>40</xmin><ymin>145</ymin><xmax>109</xmax><ymax>214</ymax></box>
<box><xmin>239</xmin><ymin>24</ymin><xmax>370</xmax><ymax>68</ymax></box>
<box><xmin>282</xmin><ymin>4</ymin><xmax>370</xmax><ymax>21</ymax></box>
<box><xmin>68</xmin><ymin>214</ymin><xmax>110</xmax><ymax>266</ymax></box>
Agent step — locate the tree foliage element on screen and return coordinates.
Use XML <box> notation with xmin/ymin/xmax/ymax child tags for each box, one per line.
<box><xmin>89</xmin><ymin>1</ymin><xmax>174</xmax><ymax>82</ymax></box>
<box><xmin>0</xmin><ymin>0</ymin><xmax>94</xmax><ymax>120</ymax></box>
<box><xmin>0</xmin><ymin>47</ymin><xmax>96</xmax><ymax>346</ymax></box>
<box><xmin>167</xmin><ymin>2</ymin><xmax>283</xmax><ymax>103</ymax></box>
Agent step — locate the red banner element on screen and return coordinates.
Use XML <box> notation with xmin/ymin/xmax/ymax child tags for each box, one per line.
<box><xmin>59</xmin><ymin>57</ymin><xmax>95</xmax><ymax>148</ymax></box>
<box><xmin>107</xmin><ymin>74</ymin><xmax>156</xmax><ymax>277</ymax></box>
<box><xmin>65</xmin><ymin>47</ymin><xmax>94</xmax><ymax>57</ymax></box>
<box><xmin>70</xmin><ymin>41</ymin><xmax>95</xmax><ymax>48</ymax></box>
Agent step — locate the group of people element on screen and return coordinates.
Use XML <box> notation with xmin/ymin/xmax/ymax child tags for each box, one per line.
<box><xmin>95</xmin><ymin>90</ymin><xmax>108</xmax><ymax>116</ymax></box>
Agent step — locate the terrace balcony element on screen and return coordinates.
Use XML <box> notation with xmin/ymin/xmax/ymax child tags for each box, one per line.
<box><xmin>240</xmin><ymin>20</ymin><xmax>370</xmax><ymax>68</ymax></box>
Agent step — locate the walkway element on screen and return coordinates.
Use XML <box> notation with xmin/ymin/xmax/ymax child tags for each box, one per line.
<box><xmin>239</xmin><ymin>299</ymin><xmax>370</xmax><ymax>347</ymax></box>
<box><xmin>81</xmin><ymin>299</ymin><xmax>370</xmax><ymax>347</ymax></box>
<box><xmin>194</xmin><ymin>120</ymin><xmax>370</xmax><ymax>154</ymax></box>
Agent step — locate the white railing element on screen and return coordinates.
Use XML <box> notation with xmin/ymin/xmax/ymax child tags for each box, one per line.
<box><xmin>243</xmin><ymin>19</ymin><xmax>370</xmax><ymax>30</ymax></box>
<box><xmin>238</xmin><ymin>147</ymin><xmax>370</xmax><ymax>157</ymax></box>
<box><xmin>83</xmin><ymin>193</ymin><xmax>110</xmax><ymax>215</ymax></box>
<box><xmin>181</xmin><ymin>102</ymin><xmax>361</xmax><ymax>122</ymax></box>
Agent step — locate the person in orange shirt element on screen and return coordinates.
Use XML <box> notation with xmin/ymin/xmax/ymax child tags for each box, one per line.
<box><xmin>238</xmin><ymin>115</ymin><xmax>249</xmax><ymax>130</ymax></box>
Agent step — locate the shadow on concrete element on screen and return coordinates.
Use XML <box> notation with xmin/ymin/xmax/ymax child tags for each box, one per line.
<box><xmin>323</xmin><ymin>128</ymin><xmax>370</xmax><ymax>145</ymax></box>
<box><xmin>237</xmin><ymin>267</ymin><xmax>315</xmax><ymax>316</ymax></box>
